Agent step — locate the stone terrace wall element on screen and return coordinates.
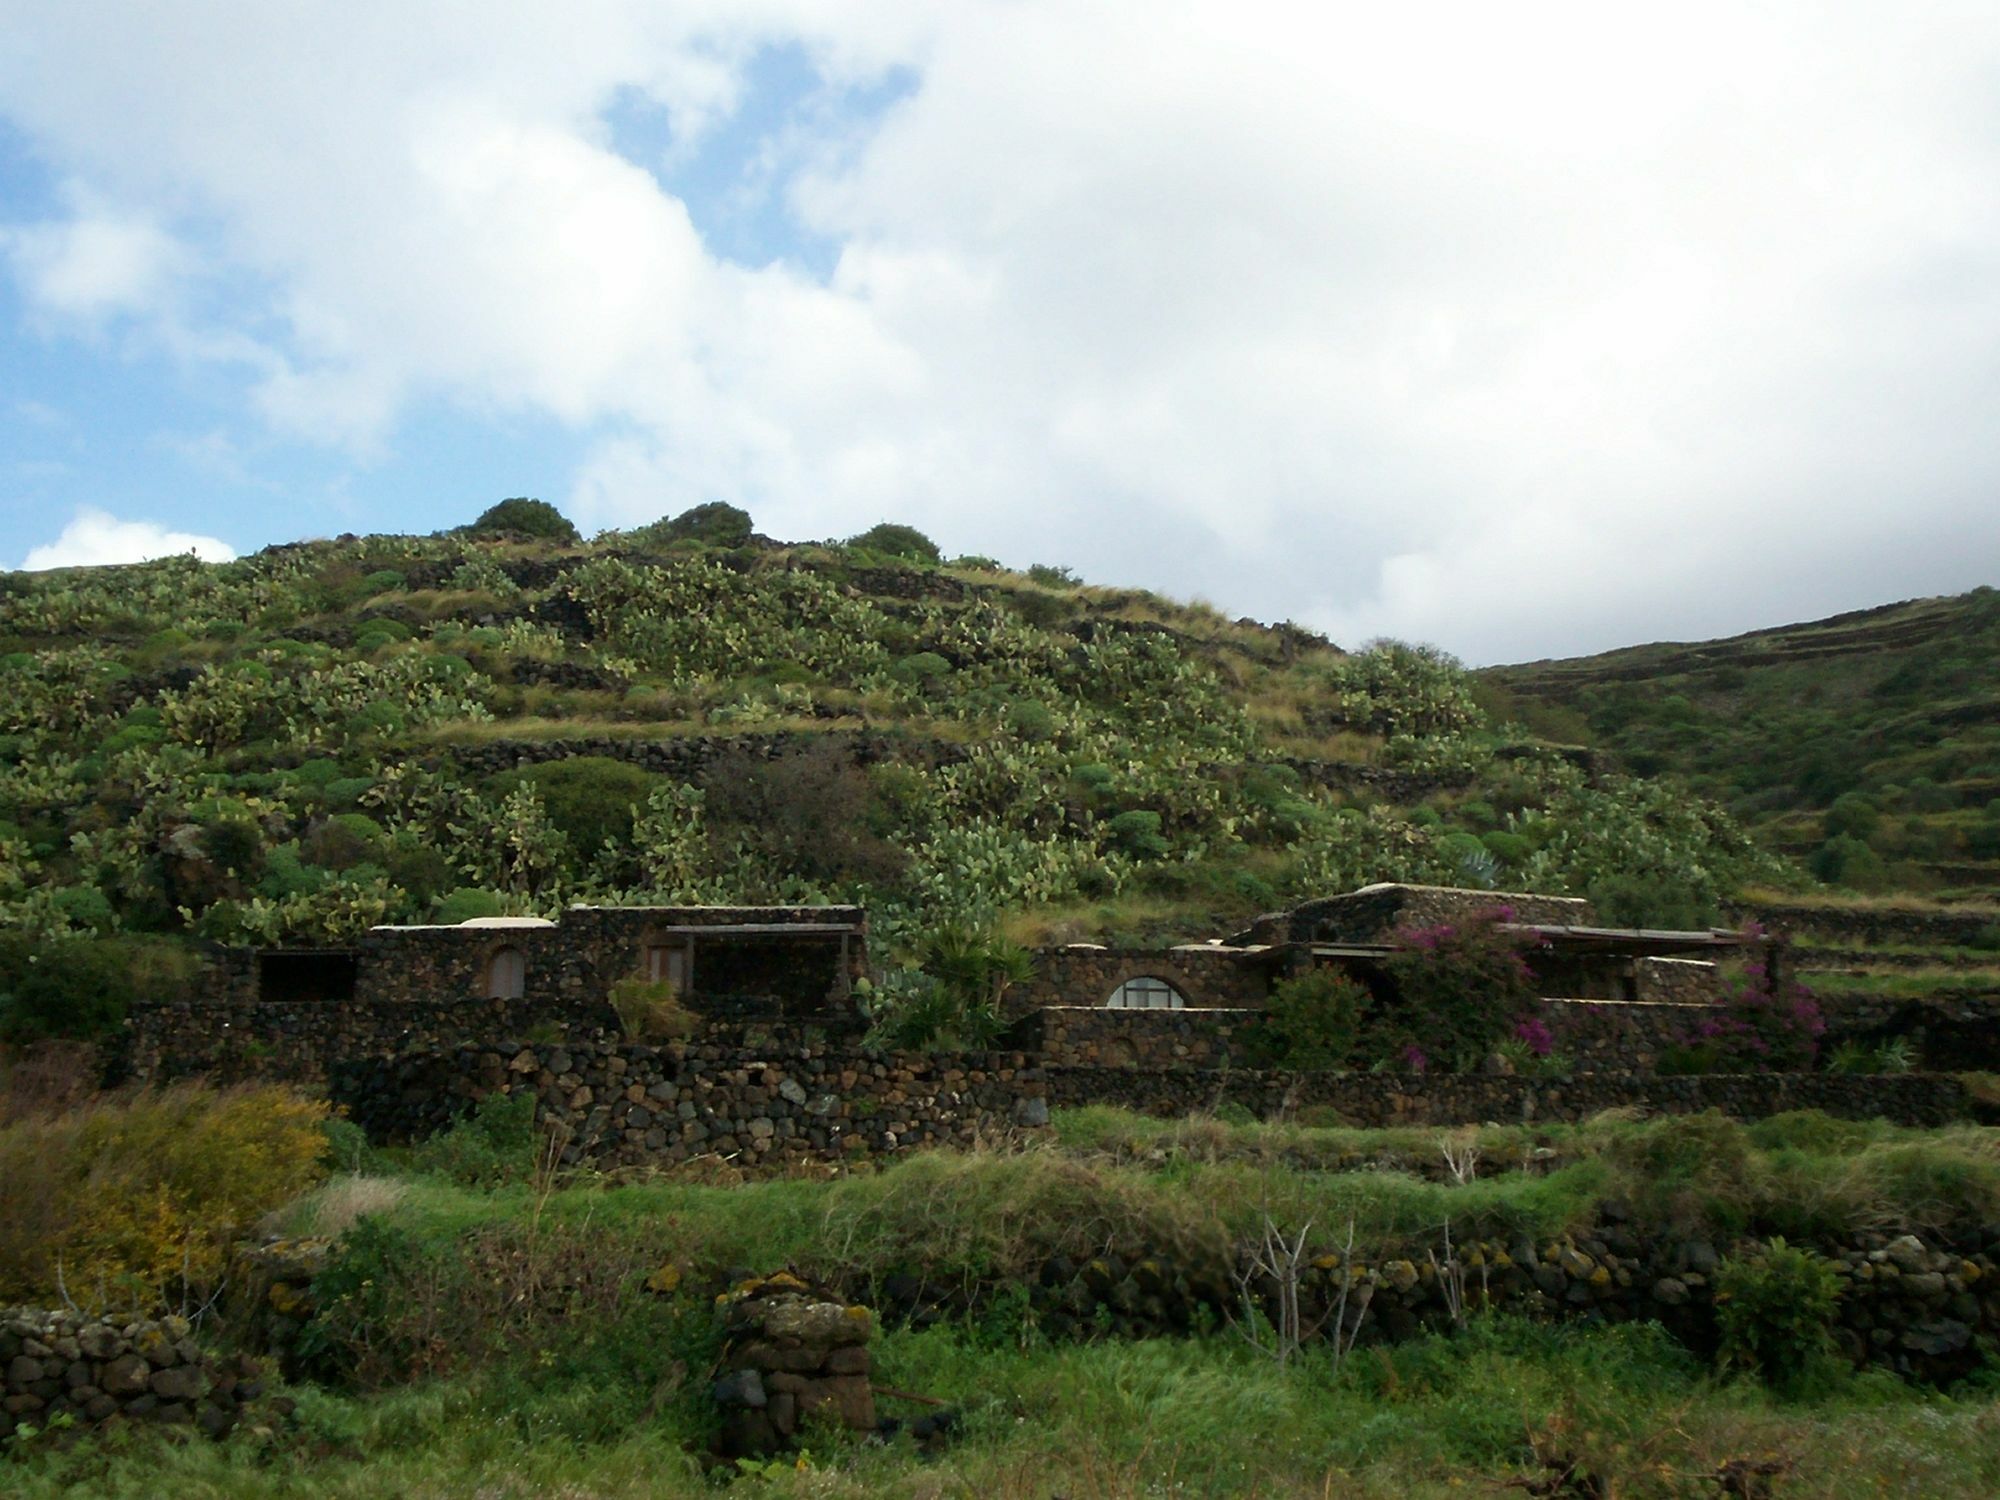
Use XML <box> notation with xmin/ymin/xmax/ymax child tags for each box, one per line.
<box><xmin>1544</xmin><ymin>999</ymin><xmax>1701</xmax><ymax>1071</ymax></box>
<box><xmin>1046</xmin><ymin>1066</ymin><xmax>1975</xmax><ymax>1128</ymax></box>
<box><xmin>1636</xmin><ymin>957</ymin><xmax>1723</xmax><ymax>1004</ymax></box>
<box><xmin>1030</xmin><ymin>999</ymin><xmax>1719</xmax><ymax>1074</ymax></box>
<box><xmin>1737</xmin><ymin>900</ymin><xmax>2000</xmax><ymax>949</ymax></box>
<box><xmin>1025</xmin><ymin>1006</ymin><xmax>1260</xmax><ymax>1068</ymax></box>
<box><xmin>118</xmin><ymin>995</ymin><xmax>619</xmax><ymax>1086</ymax></box>
<box><xmin>1014</xmin><ymin>945</ymin><xmax>1276</xmax><ymax>1015</ymax></box>
<box><xmin>117</xmin><ymin>995</ymin><xmax>869</xmax><ymax>1088</ymax></box>
<box><xmin>446</xmin><ymin>729</ymin><xmax>964</xmax><ymax>780</ymax></box>
<box><xmin>332</xmin><ymin>1031</ymin><xmax>1047</xmax><ymax>1169</ymax></box>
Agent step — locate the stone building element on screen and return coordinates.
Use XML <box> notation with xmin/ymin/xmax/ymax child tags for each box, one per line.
<box><xmin>1017</xmin><ymin>883</ymin><xmax>1747</xmax><ymax>1015</ymax></box>
<box><xmin>244</xmin><ymin>904</ymin><xmax>868</xmax><ymax>1018</ymax></box>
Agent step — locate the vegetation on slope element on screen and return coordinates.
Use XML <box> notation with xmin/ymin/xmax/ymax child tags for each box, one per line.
<box><xmin>1482</xmin><ymin>587</ymin><xmax>2000</xmax><ymax>904</ymax></box>
<box><xmin>0</xmin><ymin>500</ymin><xmax>1790</xmax><ymax>1040</ymax></box>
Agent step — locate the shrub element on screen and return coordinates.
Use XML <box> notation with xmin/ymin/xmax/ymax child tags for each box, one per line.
<box><xmin>1684</xmin><ymin>968</ymin><xmax>1825</xmax><ymax>1072</ymax></box>
<box><xmin>1026</xmin><ymin>563</ymin><xmax>1079</xmax><ymax>588</ymax></box>
<box><xmin>873</xmin><ymin>924</ymin><xmax>1031</xmax><ymax>1049</ymax></box>
<box><xmin>1822</xmin><ymin>791</ymin><xmax>1882</xmax><ymax>842</ymax></box>
<box><xmin>1375</xmin><ymin>912</ymin><xmax>1543</xmax><ymax>1072</ymax></box>
<box><xmin>202</xmin><ymin>814</ymin><xmax>266</xmax><ymax>876</ymax></box>
<box><xmin>0</xmin><ymin>1083</ymin><xmax>329</xmax><ymax>1311</ymax></box>
<box><xmin>1107</xmin><ymin>809</ymin><xmax>1169</xmax><ymax>860</ymax></box>
<box><xmin>407</xmin><ymin>1089</ymin><xmax>541</xmax><ymax>1187</ymax></box>
<box><xmin>467</xmin><ymin>497</ymin><xmax>579</xmax><ymax>543</ymax></box>
<box><xmin>1809</xmin><ymin>834</ymin><xmax>1889</xmax><ymax>891</ymax></box>
<box><xmin>649</xmin><ymin>501</ymin><xmax>753</xmax><ymax>548</ymax></box>
<box><xmin>433</xmin><ymin>887</ymin><xmax>506</xmax><ymax>924</ymax></box>
<box><xmin>1248</xmin><ymin>967</ymin><xmax>1370</xmax><ymax>1070</ymax></box>
<box><xmin>703</xmin><ymin>740</ymin><xmax>907</xmax><ymax>887</ymax></box>
<box><xmin>607</xmin><ymin>976</ymin><xmax>698</xmax><ymax>1043</ymax></box>
<box><xmin>489</xmin><ymin>755</ymin><xmax>659</xmax><ymax>856</ymax></box>
<box><xmin>1714</xmin><ymin>1237</ymin><xmax>1843</xmax><ymax>1393</ymax></box>
<box><xmin>846</xmin><ymin>522</ymin><xmax>941</xmax><ymax>564</ymax></box>
<box><xmin>1586</xmin><ymin>871</ymin><xmax>1717</xmax><ymax>931</ymax></box>
<box><xmin>0</xmin><ymin>934</ymin><xmax>137</xmax><ymax>1042</ymax></box>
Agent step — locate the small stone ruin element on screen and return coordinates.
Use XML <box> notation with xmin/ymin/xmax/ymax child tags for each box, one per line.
<box><xmin>1</xmin><ymin>1308</ymin><xmax>278</xmax><ymax>1440</ymax></box>
<box><xmin>711</xmin><ymin>1272</ymin><xmax>876</xmax><ymax>1458</ymax></box>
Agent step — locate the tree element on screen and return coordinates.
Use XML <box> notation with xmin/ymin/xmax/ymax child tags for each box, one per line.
<box><xmin>650</xmin><ymin>502</ymin><xmax>753</xmax><ymax>548</ymax></box>
<box><xmin>488</xmin><ymin>756</ymin><xmax>659</xmax><ymax>856</ymax></box>
<box><xmin>467</xmin><ymin>498</ymin><xmax>579</xmax><ymax>544</ymax></box>
<box><xmin>846</xmin><ymin>522</ymin><xmax>942</xmax><ymax>565</ymax></box>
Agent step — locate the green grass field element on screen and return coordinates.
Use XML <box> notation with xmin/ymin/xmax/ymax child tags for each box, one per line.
<box><xmin>10</xmin><ymin>1102</ymin><xmax>2000</xmax><ymax>1497</ymax></box>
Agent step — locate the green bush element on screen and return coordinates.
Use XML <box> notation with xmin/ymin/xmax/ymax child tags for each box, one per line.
<box><xmin>0</xmin><ymin>934</ymin><xmax>138</xmax><ymax>1041</ymax></box>
<box><xmin>408</xmin><ymin>1090</ymin><xmax>542</xmax><ymax>1186</ymax></box>
<box><xmin>873</xmin><ymin>923</ymin><xmax>1031</xmax><ymax>1050</ymax></box>
<box><xmin>488</xmin><ymin>756</ymin><xmax>658</xmax><ymax>856</ymax></box>
<box><xmin>467</xmin><ymin>497</ymin><xmax>578</xmax><ymax>543</ymax></box>
<box><xmin>1823</xmin><ymin>791</ymin><xmax>1882</xmax><ymax>842</ymax></box>
<box><xmin>1586</xmin><ymin>871</ymin><xmax>1717</xmax><ymax>930</ymax></box>
<box><xmin>1107</xmin><ymin>809</ymin><xmax>1169</xmax><ymax>860</ymax></box>
<box><xmin>1809</xmin><ymin>834</ymin><xmax>1890</xmax><ymax>891</ymax></box>
<box><xmin>1247</xmin><ymin>967</ymin><xmax>1370</xmax><ymax>1069</ymax></box>
<box><xmin>846</xmin><ymin>522</ymin><xmax>941</xmax><ymax>564</ymax></box>
<box><xmin>433</xmin><ymin>887</ymin><xmax>506</xmax><ymax>925</ymax></box>
<box><xmin>647</xmin><ymin>501</ymin><xmax>753</xmax><ymax>548</ymax></box>
<box><xmin>1714</xmin><ymin>1237</ymin><xmax>1843</xmax><ymax>1393</ymax></box>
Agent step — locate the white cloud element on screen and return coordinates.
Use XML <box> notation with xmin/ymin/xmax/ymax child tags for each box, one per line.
<box><xmin>20</xmin><ymin>508</ymin><xmax>236</xmax><ymax>571</ymax></box>
<box><xmin>3</xmin><ymin>4</ymin><xmax>2000</xmax><ymax>657</ymax></box>
<box><xmin>3</xmin><ymin>184</ymin><xmax>184</xmax><ymax>320</ymax></box>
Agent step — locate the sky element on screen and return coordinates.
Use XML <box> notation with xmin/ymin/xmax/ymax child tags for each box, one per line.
<box><xmin>3</xmin><ymin>2</ymin><xmax>2000</xmax><ymax>665</ymax></box>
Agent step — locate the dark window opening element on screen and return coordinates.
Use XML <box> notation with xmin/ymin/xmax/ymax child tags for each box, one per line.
<box><xmin>258</xmin><ymin>951</ymin><xmax>358</xmax><ymax>1004</ymax></box>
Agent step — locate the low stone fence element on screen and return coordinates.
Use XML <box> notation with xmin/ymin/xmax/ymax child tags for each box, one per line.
<box><xmin>1045</xmin><ymin>1066</ymin><xmax>1976</xmax><ymax>1128</ymax></box>
<box><xmin>1</xmin><ymin>1308</ymin><xmax>272</xmax><ymax>1439</ymax></box>
<box><xmin>332</xmin><ymin>1035</ymin><xmax>1048</xmax><ymax>1169</ymax></box>
<box><xmin>1012</xmin><ymin>1224</ymin><xmax>1997</xmax><ymax>1387</ymax></box>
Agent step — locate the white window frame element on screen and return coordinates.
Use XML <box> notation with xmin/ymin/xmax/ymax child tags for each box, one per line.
<box><xmin>1106</xmin><ymin>976</ymin><xmax>1186</xmax><ymax>1009</ymax></box>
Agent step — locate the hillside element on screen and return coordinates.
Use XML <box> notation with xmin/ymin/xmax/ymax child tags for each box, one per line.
<box><xmin>1480</xmin><ymin>586</ymin><xmax>2000</xmax><ymax>900</ymax></box>
<box><xmin>1481</xmin><ymin>587</ymin><xmax>2000</xmax><ymax>1014</ymax></box>
<box><xmin>0</xmin><ymin>499</ymin><xmax>1785</xmax><ymax>1039</ymax></box>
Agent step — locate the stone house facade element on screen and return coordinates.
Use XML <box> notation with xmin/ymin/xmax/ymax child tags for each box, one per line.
<box><xmin>242</xmin><ymin>904</ymin><xmax>868</xmax><ymax>1018</ymax></box>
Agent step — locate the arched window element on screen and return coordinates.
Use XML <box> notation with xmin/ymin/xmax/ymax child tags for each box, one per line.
<box><xmin>1106</xmin><ymin>976</ymin><xmax>1186</xmax><ymax>1009</ymax></box>
<box><xmin>486</xmin><ymin>946</ymin><xmax>526</xmax><ymax>1000</ymax></box>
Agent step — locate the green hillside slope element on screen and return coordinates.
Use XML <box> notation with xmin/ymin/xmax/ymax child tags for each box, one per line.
<box><xmin>1481</xmin><ymin>587</ymin><xmax>2000</xmax><ymax>902</ymax></box>
<box><xmin>0</xmin><ymin>501</ymin><xmax>1785</xmax><ymax>1039</ymax></box>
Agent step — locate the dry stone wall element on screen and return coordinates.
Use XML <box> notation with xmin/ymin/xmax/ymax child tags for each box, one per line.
<box><xmin>332</xmin><ymin>1030</ymin><xmax>1047</xmax><ymax>1169</ymax></box>
<box><xmin>1</xmin><ymin>1309</ymin><xmax>274</xmax><ymax>1440</ymax></box>
<box><xmin>1011</xmin><ymin>1225</ymin><xmax>1997</xmax><ymax>1387</ymax></box>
